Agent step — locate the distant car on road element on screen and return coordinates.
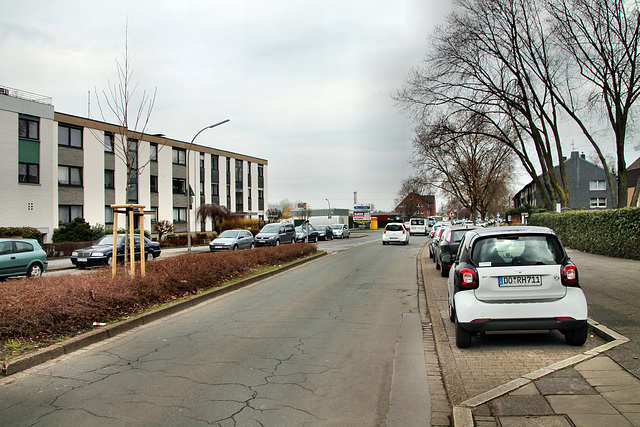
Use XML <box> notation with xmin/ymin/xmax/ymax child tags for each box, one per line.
<box><xmin>382</xmin><ymin>223</ymin><xmax>409</xmax><ymax>245</ymax></box>
<box><xmin>295</xmin><ymin>225</ymin><xmax>319</xmax><ymax>243</ymax></box>
<box><xmin>447</xmin><ymin>226</ymin><xmax>588</xmax><ymax>348</ymax></box>
<box><xmin>209</xmin><ymin>229</ymin><xmax>255</xmax><ymax>251</ymax></box>
<box><xmin>331</xmin><ymin>224</ymin><xmax>350</xmax><ymax>239</ymax></box>
<box><xmin>410</xmin><ymin>218</ymin><xmax>428</xmax><ymax>236</ymax></box>
<box><xmin>0</xmin><ymin>238</ymin><xmax>48</xmax><ymax>279</ymax></box>
<box><xmin>71</xmin><ymin>234</ymin><xmax>161</xmax><ymax>268</ymax></box>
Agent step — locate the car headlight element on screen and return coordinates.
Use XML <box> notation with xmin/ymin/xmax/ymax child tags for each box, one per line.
<box><xmin>71</xmin><ymin>251</ymin><xmax>78</xmax><ymax>257</ymax></box>
<box><xmin>91</xmin><ymin>252</ymin><xmax>105</xmax><ymax>257</ymax></box>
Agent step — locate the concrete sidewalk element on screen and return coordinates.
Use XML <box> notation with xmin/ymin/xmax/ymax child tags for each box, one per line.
<box><xmin>418</xmin><ymin>246</ymin><xmax>639</xmax><ymax>427</ymax></box>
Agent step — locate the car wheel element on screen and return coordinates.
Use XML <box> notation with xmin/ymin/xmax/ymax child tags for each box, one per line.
<box><xmin>106</xmin><ymin>255</ymin><xmax>113</xmax><ymax>267</ymax></box>
<box><xmin>232</xmin><ymin>244</ymin><xmax>239</xmax><ymax>250</ymax></box>
<box><xmin>275</xmin><ymin>240</ymin><xmax>280</xmax><ymax>246</ymax></box>
<box><xmin>146</xmin><ymin>252</ymin><xmax>154</xmax><ymax>261</ymax></box>
<box><xmin>435</xmin><ymin>258</ymin><xmax>441</xmax><ymax>270</ymax></box>
<box><xmin>564</xmin><ymin>324</ymin><xmax>588</xmax><ymax>346</ymax></box>
<box><xmin>441</xmin><ymin>266</ymin><xmax>448</xmax><ymax>277</ymax></box>
<box><xmin>448</xmin><ymin>300</ymin><xmax>456</xmax><ymax>323</ymax></box>
<box><xmin>250</xmin><ymin>242</ymin><xmax>255</xmax><ymax>249</ymax></box>
<box><xmin>455</xmin><ymin>319</ymin><xmax>473</xmax><ymax>348</ymax></box>
<box><xmin>27</xmin><ymin>263</ymin><xmax>43</xmax><ymax>278</ymax></box>
<box><xmin>291</xmin><ymin>237</ymin><xmax>295</xmax><ymax>244</ymax></box>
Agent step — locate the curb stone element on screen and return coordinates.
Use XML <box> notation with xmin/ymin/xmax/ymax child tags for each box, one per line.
<box><xmin>2</xmin><ymin>251</ymin><xmax>327</xmax><ymax>376</ymax></box>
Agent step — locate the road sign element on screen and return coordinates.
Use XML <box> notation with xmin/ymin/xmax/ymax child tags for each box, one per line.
<box><xmin>448</xmin><ymin>210</ymin><xmax>455</xmax><ymax>217</ymax></box>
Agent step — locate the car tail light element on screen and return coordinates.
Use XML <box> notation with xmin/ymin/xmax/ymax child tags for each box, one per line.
<box><xmin>445</xmin><ymin>231</ymin><xmax>452</xmax><ymax>242</ymax></box>
<box><xmin>561</xmin><ymin>263</ymin><xmax>579</xmax><ymax>287</ymax></box>
<box><xmin>459</xmin><ymin>267</ymin><xmax>478</xmax><ymax>289</ymax></box>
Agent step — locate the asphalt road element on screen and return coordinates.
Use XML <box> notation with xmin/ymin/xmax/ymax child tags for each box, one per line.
<box><xmin>0</xmin><ymin>233</ymin><xmax>431</xmax><ymax>426</ymax></box>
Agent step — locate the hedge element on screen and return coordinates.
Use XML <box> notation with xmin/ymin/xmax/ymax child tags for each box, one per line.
<box><xmin>0</xmin><ymin>227</ymin><xmax>43</xmax><ymax>243</ymax></box>
<box><xmin>529</xmin><ymin>208</ymin><xmax>640</xmax><ymax>260</ymax></box>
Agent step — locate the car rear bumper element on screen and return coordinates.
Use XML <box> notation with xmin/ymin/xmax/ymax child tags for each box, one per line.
<box><xmin>454</xmin><ymin>287</ymin><xmax>588</xmax><ymax>328</ymax></box>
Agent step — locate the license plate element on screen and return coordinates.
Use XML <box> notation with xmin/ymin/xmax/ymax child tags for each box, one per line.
<box><xmin>78</xmin><ymin>258</ymin><xmax>87</xmax><ymax>263</ymax></box>
<box><xmin>499</xmin><ymin>275</ymin><xmax>542</xmax><ymax>287</ymax></box>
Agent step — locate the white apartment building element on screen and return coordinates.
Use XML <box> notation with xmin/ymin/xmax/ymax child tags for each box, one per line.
<box><xmin>0</xmin><ymin>86</ymin><xmax>268</xmax><ymax>243</ymax></box>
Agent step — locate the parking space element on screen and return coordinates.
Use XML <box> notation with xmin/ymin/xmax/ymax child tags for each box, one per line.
<box><xmin>420</xmin><ymin>245</ymin><xmax>607</xmax><ymax>405</ymax></box>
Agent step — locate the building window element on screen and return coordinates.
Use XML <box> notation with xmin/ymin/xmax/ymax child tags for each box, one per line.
<box><xmin>104</xmin><ymin>132</ymin><xmax>114</xmax><ymax>152</ymax></box>
<box><xmin>173</xmin><ymin>207</ymin><xmax>186</xmax><ymax>223</ymax></box>
<box><xmin>172</xmin><ymin>148</ymin><xmax>186</xmax><ymax>165</ymax></box>
<box><xmin>590</xmin><ymin>197</ymin><xmax>607</xmax><ymax>208</ymax></box>
<box><xmin>19</xmin><ymin>163</ymin><xmax>39</xmax><ymax>184</ymax></box>
<box><xmin>211</xmin><ymin>155</ymin><xmax>219</xmax><ymax>171</ymax></box>
<box><xmin>258</xmin><ymin>164</ymin><xmax>264</xmax><ymax>188</ymax></box>
<box><xmin>149</xmin><ymin>206</ymin><xmax>158</xmax><ymax>223</ymax></box>
<box><xmin>150</xmin><ymin>143</ymin><xmax>158</xmax><ymax>162</ymax></box>
<box><xmin>258</xmin><ymin>189</ymin><xmax>264</xmax><ymax>210</ymax></box>
<box><xmin>59</xmin><ymin>205</ymin><xmax>83</xmax><ymax>223</ymax></box>
<box><xmin>589</xmin><ymin>180</ymin><xmax>606</xmax><ymax>190</ymax></box>
<box><xmin>173</xmin><ymin>178</ymin><xmax>186</xmax><ymax>194</ymax></box>
<box><xmin>18</xmin><ymin>115</ymin><xmax>40</xmax><ymax>184</ymax></box>
<box><xmin>58</xmin><ymin>165</ymin><xmax>83</xmax><ymax>186</ymax></box>
<box><xmin>150</xmin><ymin>175</ymin><xmax>158</xmax><ymax>193</ymax></box>
<box><xmin>19</xmin><ymin>117</ymin><xmax>39</xmax><ymax>140</ymax></box>
<box><xmin>212</xmin><ymin>183</ymin><xmax>219</xmax><ymax>197</ymax></box>
<box><xmin>58</xmin><ymin>124</ymin><xmax>83</xmax><ymax>148</ymax></box>
<box><xmin>105</xmin><ymin>169</ymin><xmax>115</xmax><ymax>189</ymax></box>
<box><xmin>105</xmin><ymin>206</ymin><xmax>114</xmax><ymax>224</ymax></box>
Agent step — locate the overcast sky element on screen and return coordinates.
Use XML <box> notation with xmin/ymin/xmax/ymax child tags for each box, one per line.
<box><xmin>1</xmin><ymin>0</ymin><xmax>453</xmax><ymax>212</ymax></box>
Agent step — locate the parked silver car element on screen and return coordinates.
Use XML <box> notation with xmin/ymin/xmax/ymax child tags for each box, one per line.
<box><xmin>209</xmin><ymin>229</ymin><xmax>255</xmax><ymax>251</ymax></box>
<box><xmin>331</xmin><ymin>224</ymin><xmax>350</xmax><ymax>239</ymax></box>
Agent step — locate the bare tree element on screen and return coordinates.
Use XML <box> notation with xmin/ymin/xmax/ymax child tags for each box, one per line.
<box><xmin>93</xmin><ymin>23</ymin><xmax>157</xmax><ymax>267</ymax></box>
<box><xmin>195</xmin><ymin>204</ymin><xmax>234</xmax><ymax>234</ymax></box>
<box><xmin>544</xmin><ymin>0</ymin><xmax>640</xmax><ymax>207</ymax></box>
<box><xmin>410</xmin><ymin>115</ymin><xmax>515</xmax><ymax>222</ymax></box>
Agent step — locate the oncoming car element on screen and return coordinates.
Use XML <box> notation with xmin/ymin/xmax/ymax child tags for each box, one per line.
<box><xmin>447</xmin><ymin>226</ymin><xmax>588</xmax><ymax>348</ymax></box>
<box><xmin>331</xmin><ymin>224</ymin><xmax>350</xmax><ymax>239</ymax></box>
<box><xmin>382</xmin><ymin>223</ymin><xmax>409</xmax><ymax>245</ymax></box>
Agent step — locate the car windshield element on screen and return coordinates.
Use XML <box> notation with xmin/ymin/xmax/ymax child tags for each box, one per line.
<box><xmin>472</xmin><ymin>235</ymin><xmax>563</xmax><ymax>266</ymax></box>
<box><xmin>386</xmin><ymin>224</ymin><xmax>404</xmax><ymax>231</ymax></box>
<box><xmin>411</xmin><ymin>219</ymin><xmax>424</xmax><ymax>225</ymax></box>
<box><xmin>218</xmin><ymin>230</ymin><xmax>239</xmax><ymax>239</ymax></box>
<box><xmin>96</xmin><ymin>235</ymin><xmax>124</xmax><ymax>245</ymax></box>
<box><xmin>331</xmin><ymin>225</ymin><xmax>342</xmax><ymax>229</ymax></box>
<box><xmin>261</xmin><ymin>224</ymin><xmax>281</xmax><ymax>233</ymax></box>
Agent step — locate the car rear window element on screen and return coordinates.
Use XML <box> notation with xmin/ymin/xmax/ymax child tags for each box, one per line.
<box><xmin>411</xmin><ymin>219</ymin><xmax>425</xmax><ymax>225</ymax></box>
<box><xmin>451</xmin><ymin>229</ymin><xmax>470</xmax><ymax>242</ymax></box>
<box><xmin>471</xmin><ymin>235</ymin><xmax>563</xmax><ymax>266</ymax></box>
<box><xmin>386</xmin><ymin>224</ymin><xmax>404</xmax><ymax>231</ymax></box>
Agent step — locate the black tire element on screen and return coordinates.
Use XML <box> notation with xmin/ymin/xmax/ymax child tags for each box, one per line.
<box><xmin>250</xmin><ymin>242</ymin><xmax>255</xmax><ymax>249</ymax></box>
<box><xmin>275</xmin><ymin>240</ymin><xmax>280</xmax><ymax>246</ymax></box>
<box><xmin>441</xmin><ymin>266</ymin><xmax>448</xmax><ymax>277</ymax></box>
<box><xmin>146</xmin><ymin>252</ymin><xmax>155</xmax><ymax>261</ymax></box>
<box><xmin>565</xmin><ymin>324</ymin><xmax>588</xmax><ymax>346</ymax></box>
<box><xmin>232</xmin><ymin>244</ymin><xmax>239</xmax><ymax>250</ymax></box>
<box><xmin>105</xmin><ymin>255</ymin><xmax>113</xmax><ymax>267</ymax></box>
<box><xmin>27</xmin><ymin>263</ymin><xmax>43</xmax><ymax>278</ymax></box>
<box><xmin>435</xmin><ymin>258</ymin><xmax>441</xmax><ymax>270</ymax></box>
<box><xmin>455</xmin><ymin>319</ymin><xmax>473</xmax><ymax>348</ymax></box>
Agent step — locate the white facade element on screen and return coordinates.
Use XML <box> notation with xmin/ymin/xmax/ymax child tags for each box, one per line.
<box><xmin>0</xmin><ymin>90</ymin><xmax>268</xmax><ymax>243</ymax></box>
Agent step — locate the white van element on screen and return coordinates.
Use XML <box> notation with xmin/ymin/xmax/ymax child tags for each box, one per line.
<box><xmin>409</xmin><ymin>218</ymin><xmax>428</xmax><ymax>236</ymax></box>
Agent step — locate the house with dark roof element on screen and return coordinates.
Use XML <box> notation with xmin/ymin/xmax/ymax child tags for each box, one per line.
<box><xmin>394</xmin><ymin>192</ymin><xmax>436</xmax><ymax>219</ymax></box>
<box><xmin>626</xmin><ymin>156</ymin><xmax>640</xmax><ymax>207</ymax></box>
<box><xmin>513</xmin><ymin>151</ymin><xmax>616</xmax><ymax>210</ymax></box>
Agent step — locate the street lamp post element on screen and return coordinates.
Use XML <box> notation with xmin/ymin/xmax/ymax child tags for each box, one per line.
<box><xmin>186</xmin><ymin>119</ymin><xmax>230</xmax><ymax>252</ymax></box>
<box><xmin>325</xmin><ymin>198</ymin><xmax>331</xmax><ymax>219</ymax></box>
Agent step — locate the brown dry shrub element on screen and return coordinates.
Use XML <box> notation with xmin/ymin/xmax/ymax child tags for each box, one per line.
<box><xmin>0</xmin><ymin>244</ymin><xmax>317</xmax><ymax>342</ymax></box>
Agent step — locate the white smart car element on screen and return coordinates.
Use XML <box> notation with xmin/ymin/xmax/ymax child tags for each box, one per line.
<box><xmin>447</xmin><ymin>226</ymin><xmax>588</xmax><ymax>348</ymax></box>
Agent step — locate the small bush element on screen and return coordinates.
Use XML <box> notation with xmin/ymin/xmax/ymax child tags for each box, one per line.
<box><xmin>0</xmin><ymin>227</ymin><xmax>43</xmax><ymax>243</ymax></box>
<box><xmin>53</xmin><ymin>218</ymin><xmax>101</xmax><ymax>243</ymax></box>
<box><xmin>0</xmin><ymin>244</ymin><xmax>318</xmax><ymax>347</ymax></box>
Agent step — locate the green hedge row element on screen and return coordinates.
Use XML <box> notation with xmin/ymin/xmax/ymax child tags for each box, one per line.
<box><xmin>0</xmin><ymin>227</ymin><xmax>43</xmax><ymax>243</ymax></box>
<box><xmin>529</xmin><ymin>208</ymin><xmax>640</xmax><ymax>260</ymax></box>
